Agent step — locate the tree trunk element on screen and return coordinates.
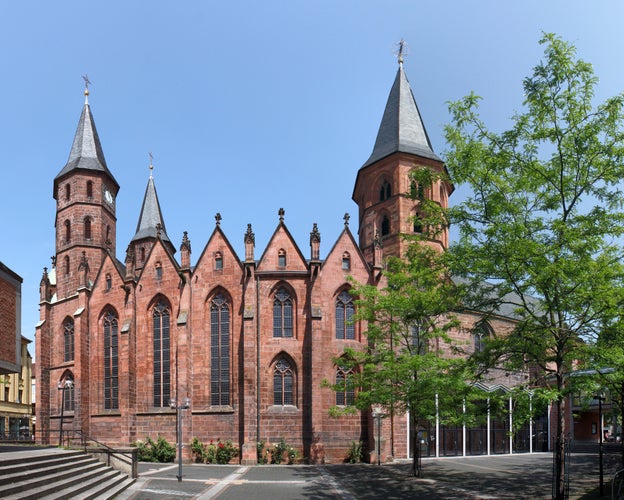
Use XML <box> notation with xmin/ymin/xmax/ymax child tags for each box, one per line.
<box><xmin>554</xmin><ymin>387</ymin><xmax>567</xmax><ymax>500</ymax></box>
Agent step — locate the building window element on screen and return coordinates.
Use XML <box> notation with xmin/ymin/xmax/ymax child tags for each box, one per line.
<box><xmin>4</xmin><ymin>387</ymin><xmax>9</xmax><ymax>401</ymax></box>
<box><xmin>413</xmin><ymin>212</ymin><xmax>423</xmax><ymax>233</ymax></box>
<box><xmin>105</xmin><ymin>274</ymin><xmax>112</xmax><ymax>290</ymax></box>
<box><xmin>215</xmin><ymin>252</ymin><xmax>223</xmax><ymax>271</ymax></box>
<box><xmin>381</xmin><ymin>215</ymin><xmax>390</xmax><ymax>236</ymax></box>
<box><xmin>273</xmin><ymin>358</ymin><xmax>294</xmax><ymax>406</ymax></box>
<box><xmin>342</xmin><ymin>252</ymin><xmax>350</xmax><ymax>271</ymax></box>
<box><xmin>104</xmin><ymin>310</ymin><xmax>119</xmax><ymax>410</ymax></box>
<box><xmin>65</xmin><ymin>183</ymin><xmax>71</xmax><ymax>201</ymax></box>
<box><xmin>335</xmin><ymin>290</ymin><xmax>355</xmax><ymax>340</ymax></box>
<box><xmin>84</xmin><ymin>217</ymin><xmax>92</xmax><ymax>240</ymax></box>
<box><xmin>63</xmin><ymin>256</ymin><xmax>70</xmax><ymax>276</ymax></box>
<box><xmin>273</xmin><ymin>287</ymin><xmax>293</xmax><ymax>338</ymax></box>
<box><xmin>86</xmin><ymin>180</ymin><xmax>93</xmax><ymax>198</ymax></box>
<box><xmin>153</xmin><ymin>300</ymin><xmax>171</xmax><ymax>407</ymax></box>
<box><xmin>335</xmin><ymin>366</ymin><xmax>355</xmax><ymax>406</ymax></box>
<box><xmin>210</xmin><ymin>293</ymin><xmax>230</xmax><ymax>406</ymax></box>
<box><xmin>140</xmin><ymin>247</ymin><xmax>146</xmax><ymax>262</ymax></box>
<box><xmin>411</xmin><ymin>323</ymin><xmax>427</xmax><ymax>355</ymax></box>
<box><xmin>155</xmin><ymin>262</ymin><xmax>162</xmax><ymax>280</ymax></box>
<box><xmin>474</xmin><ymin>322</ymin><xmax>491</xmax><ymax>353</ymax></box>
<box><xmin>60</xmin><ymin>374</ymin><xmax>75</xmax><ymax>412</ymax></box>
<box><xmin>63</xmin><ymin>318</ymin><xmax>74</xmax><ymax>362</ymax></box>
<box><xmin>379</xmin><ymin>180</ymin><xmax>391</xmax><ymax>202</ymax></box>
<box><xmin>65</xmin><ymin>220</ymin><xmax>71</xmax><ymax>242</ymax></box>
<box><xmin>278</xmin><ymin>249</ymin><xmax>286</xmax><ymax>268</ymax></box>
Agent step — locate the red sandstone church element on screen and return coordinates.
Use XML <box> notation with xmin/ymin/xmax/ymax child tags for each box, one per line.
<box><xmin>35</xmin><ymin>58</ymin><xmax>543</xmax><ymax>463</ymax></box>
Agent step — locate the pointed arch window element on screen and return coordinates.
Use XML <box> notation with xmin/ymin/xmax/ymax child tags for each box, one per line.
<box><xmin>64</xmin><ymin>220</ymin><xmax>71</xmax><ymax>243</ymax></box>
<box><xmin>273</xmin><ymin>358</ymin><xmax>294</xmax><ymax>406</ymax></box>
<box><xmin>84</xmin><ymin>217</ymin><xmax>92</xmax><ymax>240</ymax></box>
<box><xmin>342</xmin><ymin>252</ymin><xmax>351</xmax><ymax>271</ymax></box>
<box><xmin>59</xmin><ymin>373</ymin><xmax>75</xmax><ymax>412</ymax></box>
<box><xmin>273</xmin><ymin>287</ymin><xmax>293</xmax><ymax>338</ymax></box>
<box><xmin>65</xmin><ymin>184</ymin><xmax>71</xmax><ymax>201</ymax></box>
<box><xmin>155</xmin><ymin>262</ymin><xmax>162</xmax><ymax>280</ymax></box>
<box><xmin>381</xmin><ymin>215</ymin><xmax>390</xmax><ymax>236</ymax></box>
<box><xmin>103</xmin><ymin>310</ymin><xmax>119</xmax><ymax>410</ymax></box>
<box><xmin>379</xmin><ymin>180</ymin><xmax>391</xmax><ymax>202</ymax></box>
<box><xmin>215</xmin><ymin>252</ymin><xmax>223</xmax><ymax>271</ymax></box>
<box><xmin>474</xmin><ymin>322</ymin><xmax>491</xmax><ymax>353</ymax></box>
<box><xmin>210</xmin><ymin>293</ymin><xmax>230</xmax><ymax>406</ymax></box>
<box><xmin>278</xmin><ymin>249</ymin><xmax>286</xmax><ymax>268</ymax></box>
<box><xmin>413</xmin><ymin>212</ymin><xmax>423</xmax><ymax>234</ymax></box>
<box><xmin>86</xmin><ymin>180</ymin><xmax>93</xmax><ymax>198</ymax></box>
<box><xmin>105</xmin><ymin>274</ymin><xmax>112</xmax><ymax>291</ymax></box>
<box><xmin>63</xmin><ymin>256</ymin><xmax>70</xmax><ymax>276</ymax></box>
<box><xmin>336</xmin><ymin>290</ymin><xmax>355</xmax><ymax>340</ymax></box>
<box><xmin>153</xmin><ymin>300</ymin><xmax>171</xmax><ymax>407</ymax></box>
<box><xmin>63</xmin><ymin>318</ymin><xmax>74</xmax><ymax>362</ymax></box>
<box><xmin>335</xmin><ymin>366</ymin><xmax>355</xmax><ymax>406</ymax></box>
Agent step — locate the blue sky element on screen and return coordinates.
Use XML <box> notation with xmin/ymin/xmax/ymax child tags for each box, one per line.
<box><xmin>2</xmin><ymin>1</ymin><xmax>623</xmax><ymax>343</ymax></box>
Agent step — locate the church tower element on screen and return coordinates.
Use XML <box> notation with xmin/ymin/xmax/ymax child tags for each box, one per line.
<box><xmin>52</xmin><ymin>83</ymin><xmax>119</xmax><ymax>299</ymax></box>
<box><xmin>353</xmin><ymin>46</ymin><xmax>452</xmax><ymax>263</ymax></box>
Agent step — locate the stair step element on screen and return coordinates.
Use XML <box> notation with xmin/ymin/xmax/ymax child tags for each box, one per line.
<box><xmin>1</xmin><ymin>460</ymin><xmax>109</xmax><ymax>499</ymax></box>
<box><xmin>0</xmin><ymin>448</ymin><xmax>135</xmax><ymax>500</ymax></box>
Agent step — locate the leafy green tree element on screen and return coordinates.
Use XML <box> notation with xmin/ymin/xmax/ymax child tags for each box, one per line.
<box><xmin>444</xmin><ymin>33</ymin><xmax>624</xmax><ymax>499</ymax></box>
<box><xmin>327</xmin><ymin>233</ymin><xmax>470</xmax><ymax>477</ymax></box>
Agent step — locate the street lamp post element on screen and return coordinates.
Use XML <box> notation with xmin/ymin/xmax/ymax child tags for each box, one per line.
<box><xmin>170</xmin><ymin>397</ymin><xmax>190</xmax><ymax>482</ymax></box>
<box><xmin>57</xmin><ymin>379</ymin><xmax>73</xmax><ymax>447</ymax></box>
<box><xmin>372</xmin><ymin>410</ymin><xmax>384</xmax><ymax>466</ymax></box>
<box><xmin>594</xmin><ymin>394</ymin><xmax>605</xmax><ymax>496</ymax></box>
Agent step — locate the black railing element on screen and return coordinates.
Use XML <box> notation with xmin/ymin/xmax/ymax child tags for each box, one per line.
<box><xmin>62</xmin><ymin>429</ymin><xmax>138</xmax><ymax>478</ymax></box>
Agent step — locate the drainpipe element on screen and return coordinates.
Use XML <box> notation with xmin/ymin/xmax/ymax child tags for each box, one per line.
<box><xmin>256</xmin><ymin>276</ymin><xmax>260</xmax><ymax>450</ymax></box>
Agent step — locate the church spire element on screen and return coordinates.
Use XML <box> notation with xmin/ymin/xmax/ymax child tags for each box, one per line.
<box><xmin>131</xmin><ymin>157</ymin><xmax>174</xmax><ymax>252</ymax></box>
<box><xmin>54</xmin><ymin>79</ymin><xmax>118</xmax><ymax>192</ymax></box>
<box><xmin>361</xmin><ymin>44</ymin><xmax>440</xmax><ymax>169</ymax></box>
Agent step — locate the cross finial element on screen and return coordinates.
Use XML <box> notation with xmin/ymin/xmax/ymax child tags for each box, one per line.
<box><xmin>215</xmin><ymin>213</ymin><xmax>222</xmax><ymax>226</ymax></box>
<box><xmin>82</xmin><ymin>74</ymin><xmax>91</xmax><ymax>102</ymax></box>
<box><xmin>343</xmin><ymin>212</ymin><xmax>350</xmax><ymax>227</ymax></box>
<box><xmin>278</xmin><ymin>208</ymin><xmax>285</xmax><ymax>222</ymax></box>
<box><xmin>395</xmin><ymin>39</ymin><xmax>407</xmax><ymax>66</ymax></box>
<box><xmin>148</xmin><ymin>152</ymin><xmax>154</xmax><ymax>178</ymax></box>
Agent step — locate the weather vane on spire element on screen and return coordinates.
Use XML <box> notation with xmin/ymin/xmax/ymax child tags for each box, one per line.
<box><xmin>149</xmin><ymin>152</ymin><xmax>154</xmax><ymax>178</ymax></box>
<box><xmin>395</xmin><ymin>39</ymin><xmax>408</xmax><ymax>66</ymax></box>
<box><xmin>82</xmin><ymin>74</ymin><xmax>91</xmax><ymax>102</ymax></box>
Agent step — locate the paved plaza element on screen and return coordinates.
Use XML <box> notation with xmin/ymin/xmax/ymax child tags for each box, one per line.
<box><xmin>116</xmin><ymin>452</ymin><xmax>621</xmax><ymax>499</ymax></box>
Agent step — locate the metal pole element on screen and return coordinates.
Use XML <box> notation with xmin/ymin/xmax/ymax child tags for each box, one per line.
<box><xmin>58</xmin><ymin>387</ymin><xmax>65</xmax><ymax>447</ymax></box>
<box><xmin>377</xmin><ymin>414</ymin><xmax>381</xmax><ymax>466</ymax></box>
<box><xmin>599</xmin><ymin>396</ymin><xmax>603</xmax><ymax>496</ymax></box>
<box><xmin>177</xmin><ymin>404</ymin><xmax>183</xmax><ymax>482</ymax></box>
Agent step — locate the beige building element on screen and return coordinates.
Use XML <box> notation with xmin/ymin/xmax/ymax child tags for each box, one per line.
<box><xmin>0</xmin><ymin>336</ymin><xmax>33</xmax><ymax>439</ymax></box>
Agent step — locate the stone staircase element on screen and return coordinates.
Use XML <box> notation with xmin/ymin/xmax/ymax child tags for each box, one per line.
<box><xmin>0</xmin><ymin>447</ymin><xmax>135</xmax><ymax>499</ymax></box>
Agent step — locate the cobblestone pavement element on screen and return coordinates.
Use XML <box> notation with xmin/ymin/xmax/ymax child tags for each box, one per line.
<box><xmin>116</xmin><ymin>452</ymin><xmax>622</xmax><ymax>499</ymax></box>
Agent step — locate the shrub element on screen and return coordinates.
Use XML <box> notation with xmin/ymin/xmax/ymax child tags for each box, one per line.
<box><xmin>257</xmin><ymin>440</ymin><xmax>268</xmax><ymax>464</ymax></box>
<box><xmin>191</xmin><ymin>437</ymin><xmax>239</xmax><ymax>464</ymax></box>
<box><xmin>132</xmin><ymin>435</ymin><xmax>176</xmax><ymax>463</ymax></box>
<box><xmin>345</xmin><ymin>440</ymin><xmax>364</xmax><ymax>463</ymax></box>
<box><xmin>269</xmin><ymin>437</ymin><xmax>298</xmax><ymax>464</ymax></box>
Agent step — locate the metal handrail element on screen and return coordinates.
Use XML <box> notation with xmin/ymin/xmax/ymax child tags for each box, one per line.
<box><xmin>63</xmin><ymin>429</ymin><xmax>137</xmax><ymax>478</ymax></box>
<box><xmin>612</xmin><ymin>468</ymin><xmax>624</xmax><ymax>499</ymax></box>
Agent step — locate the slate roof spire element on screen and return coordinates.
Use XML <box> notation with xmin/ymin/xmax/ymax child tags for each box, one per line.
<box><xmin>54</xmin><ymin>78</ymin><xmax>119</xmax><ymax>190</ymax></box>
<box><xmin>361</xmin><ymin>44</ymin><xmax>441</xmax><ymax>169</ymax></box>
<box><xmin>131</xmin><ymin>157</ymin><xmax>173</xmax><ymax>250</ymax></box>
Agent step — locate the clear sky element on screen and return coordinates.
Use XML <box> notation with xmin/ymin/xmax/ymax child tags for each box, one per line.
<box><xmin>1</xmin><ymin>1</ymin><xmax>623</xmax><ymax>344</ymax></box>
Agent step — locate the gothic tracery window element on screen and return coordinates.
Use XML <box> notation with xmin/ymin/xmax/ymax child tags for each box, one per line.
<box><xmin>153</xmin><ymin>300</ymin><xmax>171</xmax><ymax>407</ymax></box>
<box><xmin>335</xmin><ymin>366</ymin><xmax>355</xmax><ymax>406</ymax></box>
<box><xmin>104</xmin><ymin>310</ymin><xmax>119</xmax><ymax>410</ymax></box>
<box><xmin>273</xmin><ymin>287</ymin><xmax>293</xmax><ymax>338</ymax></box>
<box><xmin>273</xmin><ymin>357</ymin><xmax>294</xmax><ymax>406</ymax></box>
<box><xmin>335</xmin><ymin>290</ymin><xmax>355</xmax><ymax>340</ymax></box>
<box><xmin>63</xmin><ymin>318</ymin><xmax>74</xmax><ymax>362</ymax></box>
<box><xmin>210</xmin><ymin>293</ymin><xmax>230</xmax><ymax>406</ymax></box>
